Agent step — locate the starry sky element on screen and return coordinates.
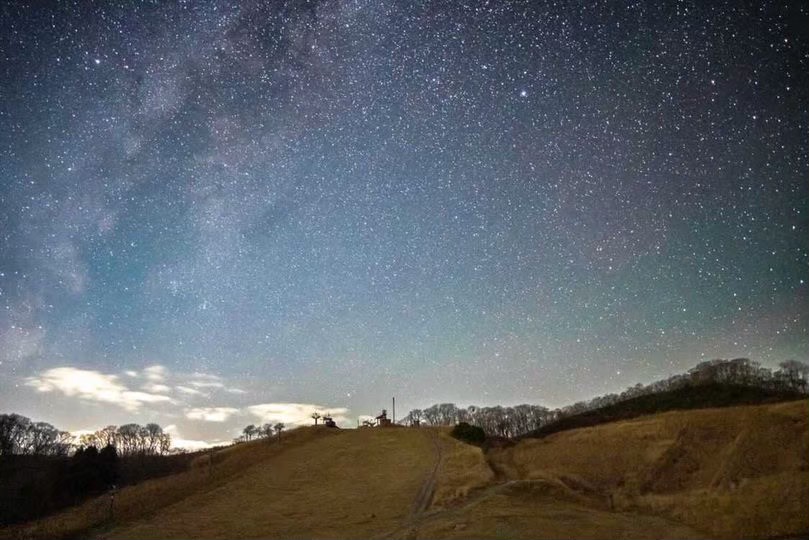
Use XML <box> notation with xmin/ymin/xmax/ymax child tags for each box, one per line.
<box><xmin>1</xmin><ymin>1</ymin><xmax>807</xmax><ymax>447</ymax></box>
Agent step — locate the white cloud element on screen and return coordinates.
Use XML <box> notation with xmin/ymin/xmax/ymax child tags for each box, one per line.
<box><xmin>246</xmin><ymin>403</ymin><xmax>350</xmax><ymax>427</ymax></box>
<box><xmin>185</xmin><ymin>407</ymin><xmax>239</xmax><ymax>422</ymax></box>
<box><xmin>188</xmin><ymin>372</ymin><xmax>225</xmax><ymax>389</ymax></box>
<box><xmin>184</xmin><ymin>372</ymin><xmax>244</xmax><ymax>394</ymax></box>
<box><xmin>189</xmin><ymin>381</ymin><xmax>224</xmax><ymax>389</ymax></box>
<box><xmin>176</xmin><ymin>385</ymin><xmax>206</xmax><ymax>396</ymax></box>
<box><xmin>143</xmin><ymin>365</ymin><xmax>168</xmax><ymax>382</ymax></box>
<box><xmin>142</xmin><ymin>382</ymin><xmax>171</xmax><ymax>393</ymax></box>
<box><xmin>164</xmin><ymin>424</ymin><xmax>226</xmax><ymax>451</ymax></box>
<box><xmin>25</xmin><ymin>367</ymin><xmax>174</xmax><ymax>412</ymax></box>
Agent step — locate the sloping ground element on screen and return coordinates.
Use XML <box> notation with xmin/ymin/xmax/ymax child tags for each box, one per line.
<box><xmin>431</xmin><ymin>430</ymin><xmax>495</xmax><ymax>508</ymax></box>
<box><xmin>408</xmin><ymin>480</ymin><xmax>706</xmax><ymax>540</ymax></box>
<box><xmin>488</xmin><ymin>399</ymin><xmax>809</xmax><ymax>539</ymax></box>
<box><xmin>100</xmin><ymin>426</ymin><xmax>436</xmax><ymax>539</ymax></box>
<box><xmin>4</xmin><ymin>401</ymin><xmax>806</xmax><ymax>539</ymax></box>
<box><xmin>523</xmin><ymin>383</ymin><xmax>805</xmax><ymax>440</ymax></box>
<box><xmin>403</xmin><ymin>431</ymin><xmax>707</xmax><ymax>540</ymax></box>
<box><xmin>0</xmin><ymin>427</ymin><xmax>340</xmax><ymax>540</ymax></box>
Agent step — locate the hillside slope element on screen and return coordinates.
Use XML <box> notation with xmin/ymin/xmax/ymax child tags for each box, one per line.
<box><xmin>488</xmin><ymin>399</ymin><xmax>809</xmax><ymax>539</ymax></box>
<box><xmin>522</xmin><ymin>383</ymin><xmax>805</xmax><ymax>440</ymax></box>
<box><xmin>4</xmin><ymin>400</ymin><xmax>806</xmax><ymax>540</ymax></box>
<box><xmin>103</xmin><ymin>426</ymin><xmax>437</xmax><ymax>539</ymax></box>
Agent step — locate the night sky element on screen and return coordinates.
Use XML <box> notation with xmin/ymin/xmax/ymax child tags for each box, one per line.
<box><xmin>1</xmin><ymin>1</ymin><xmax>807</xmax><ymax>447</ymax></box>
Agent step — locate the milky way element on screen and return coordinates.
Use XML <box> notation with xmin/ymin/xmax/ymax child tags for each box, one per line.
<box><xmin>1</xmin><ymin>1</ymin><xmax>807</xmax><ymax>444</ymax></box>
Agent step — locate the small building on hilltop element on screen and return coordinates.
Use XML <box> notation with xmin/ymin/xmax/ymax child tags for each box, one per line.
<box><xmin>376</xmin><ymin>409</ymin><xmax>392</xmax><ymax>427</ymax></box>
<box><xmin>323</xmin><ymin>415</ymin><xmax>337</xmax><ymax>428</ymax></box>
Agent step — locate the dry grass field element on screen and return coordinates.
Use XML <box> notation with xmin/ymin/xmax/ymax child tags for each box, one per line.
<box><xmin>430</xmin><ymin>428</ymin><xmax>495</xmax><ymax>508</ymax></box>
<box><xmin>3</xmin><ymin>399</ymin><xmax>807</xmax><ymax>539</ymax></box>
<box><xmin>0</xmin><ymin>426</ymin><xmax>340</xmax><ymax>540</ymax></box>
<box><xmin>488</xmin><ymin>399</ymin><xmax>809</xmax><ymax>539</ymax></box>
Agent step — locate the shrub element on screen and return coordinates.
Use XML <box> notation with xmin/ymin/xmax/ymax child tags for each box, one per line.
<box><xmin>451</xmin><ymin>422</ymin><xmax>486</xmax><ymax>445</ymax></box>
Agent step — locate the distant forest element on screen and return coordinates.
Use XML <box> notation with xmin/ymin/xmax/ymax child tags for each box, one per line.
<box><xmin>401</xmin><ymin>358</ymin><xmax>809</xmax><ymax>438</ymax></box>
<box><xmin>0</xmin><ymin>420</ymin><xmax>172</xmax><ymax>459</ymax></box>
<box><xmin>0</xmin><ymin>421</ymin><xmax>188</xmax><ymax>526</ymax></box>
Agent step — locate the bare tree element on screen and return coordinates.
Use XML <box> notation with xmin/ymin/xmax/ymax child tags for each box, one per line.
<box><xmin>144</xmin><ymin>423</ymin><xmax>163</xmax><ymax>454</ymax></box>
<box><xmin>98</xmin><ymin>425</ymin><xmax>118</xmax><ymax>448</ymax></box>
<box><xmin>158</xmin><ymin>432</ymin><xmax>171</xmax><ymax>455</ymax></box>
<box><xmin>778</xmin><ymin>360</ymin><xmax>809</xmax><ymax>392</ymax></box>
<box><xmin>311</xmin><ymin>412</ymin><xmax>321</xmax><ymax>425</ymax></box>
<box><xmin>273</xmin><ymin>423</ymin><xmax>285</xmax><ymax>441</ymax></box>
<box><xmin>117</xmin><ymin>424</ymin><xmax>142</xmax><ymax>455</ymax></box>
<box><xmin>29</xmin><ymin>422</ymin><xmax>59</xmax><ymax>455</ymax></box>
<box><xmin>242</xmin><ymin>424</ymin><xmax>257</xmax><ymax>441</ymax></box>
<box><xmin>0</xmin><ymin>414</ymin><xmax>30</xmax><ymax>455</ymax></box>
<box><xmin>79</xmin><ymin>432</ymin><xmax>100</xmax><ymax>449</ymax></box>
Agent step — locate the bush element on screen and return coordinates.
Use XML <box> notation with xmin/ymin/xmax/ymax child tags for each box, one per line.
<box><xmin>451</xmin><ymin>422</ymin><xmax>486</xmax><ymax>445</ymax></box>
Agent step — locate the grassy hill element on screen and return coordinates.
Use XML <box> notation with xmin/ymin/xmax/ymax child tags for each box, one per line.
<box><xmin>3</xmin><ymin>399</ymin><xmax>807</xmax><ymax>539</ymax></box>
<box><xmin>522</xmin><ymin>382</ymin><xmax>805</xmax><ymax>440</ymax></box>
<box><xmin>488</xmin><ymin>399</ymin><xmax>809</xmax><ymax>539</ymax></box>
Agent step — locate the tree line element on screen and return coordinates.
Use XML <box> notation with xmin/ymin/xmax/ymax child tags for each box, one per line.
<box><xmin>235</xmin><ymin>422</ymin><xmax>285</xmax><ymax>442</ymax></box>
<box><xmin>77</xmin><ymin>423</ymin><xmax>172</xmax><ymax>456</ymax></box>
<box><xmin>0</xmin><ymin>414</ymin><xmax>73</xmax><ymax>456</ymax></box>
<box><xmin>0</xmin><ymin>415</ymin><xmax>195</xmax><ymax>526</ymax></box>
<box><xmin>0</xmin><ymin>414</ymin><xmax>172</xmax><ymax>457</ymax></box>
<box><xmin>400</xmin><ymin>358</ymin><xmax>809</xmax><ymax>438</ymax></box>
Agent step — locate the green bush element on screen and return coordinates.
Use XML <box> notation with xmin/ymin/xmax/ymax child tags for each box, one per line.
<box><xmin>451</xmin><ymin>422</ymin><xmax>486</xmax><ymax>445</ymax></box>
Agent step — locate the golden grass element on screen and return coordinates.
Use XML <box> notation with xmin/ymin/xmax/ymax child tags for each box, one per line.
<box><xmin>4</xmin><ymin>401</ymin><xmax>806</xmax><ymax>540</ymax></box>
<box><xmin>489</xmin><ymin>399</ymin><xmax>809</xmax><ymax>539</ymax></box>
<box><xmin>411</xmin><ymin>482</ymin><xmax>707</xmax><ymax>540</ymax></box>
<box><xmin>0</xmin><ymin>426</ymin><xmax>337</xmax><ymax>540</ymax></box>
<box><xmin>430</xmin><ymin>430</ymin><xmax>494</xmax><ymax>508</ymax></box>
<box><xmin>100</xmin><ymin>427</ymin><xmax>435</xmax><ymax>539</ymax></box>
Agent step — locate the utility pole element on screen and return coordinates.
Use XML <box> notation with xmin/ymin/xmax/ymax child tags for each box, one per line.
<box><xmin>392</xmin><ymin>397</ymin><xmax>395</xmax><ymax>424</ymax></box>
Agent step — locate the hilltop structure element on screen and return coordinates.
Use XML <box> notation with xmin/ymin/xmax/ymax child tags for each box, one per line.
<box><xmin>375</xmin><ymin>409</ymin><xmax>392</xmax><ymax>427</ymax></box>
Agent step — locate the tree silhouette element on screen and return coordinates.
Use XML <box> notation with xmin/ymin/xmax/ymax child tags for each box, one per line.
<box><xmin>311</xmin><ymin>412</ymin><xmax>321</xmax><ymax>425</ymax></box>
<box><xmin>242</xmin><ymin>424</ymin><xmax>257</xmax><ymax>441</ymax></box>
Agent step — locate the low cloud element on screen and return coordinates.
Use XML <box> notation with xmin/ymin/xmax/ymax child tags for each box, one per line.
<box><xmin>185</xmin><ymin>407</ymin><xmax>240</xmax><ymax>422</ymax></box>
<box><xmin>246</xmin><ymin>403</ymin><xmax>350</xmax><ymax>427</ymax></box>
<box><xmin>143</xmin><ymin>365</ymin><xmax>168</xmax><ymax>382</ymax></box>
<box><xmin>186</xmin><ymin>372</ymin><xmax>244</xmax><ymax>394</ymax></box>
<box><xmin>142</xmin><ymin>382</ymin><xmax>171</xmax><ymax>393</ymax></box>
<box><xmin>176</xmin><ymin>385</ymin><xmax>206</xmax><ymax>396</ymax></box>
<box><xmin>164</xmin><ymin>424</ymin><xmax>227</xmax><ymax>451</ymax></box>
<box><xmin>25</xmin><ymin>367</ymin><xmax>174</xmax><ymax>412</ymax></box>
<box><xmin>187</xmin><ymin>373</ymin><xmax>226</xmax><ymax>390</ymax></box>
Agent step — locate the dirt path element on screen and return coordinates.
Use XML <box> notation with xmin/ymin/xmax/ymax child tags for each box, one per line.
<box><xmin>411</xmin><ymin>429</ymin><xmax>442</xmax><ymax>516</ymax></box>
<box><xmin>395</xmin><ymin>478</ymin><xmax>708</xmax><ymax>540</ymax></box>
